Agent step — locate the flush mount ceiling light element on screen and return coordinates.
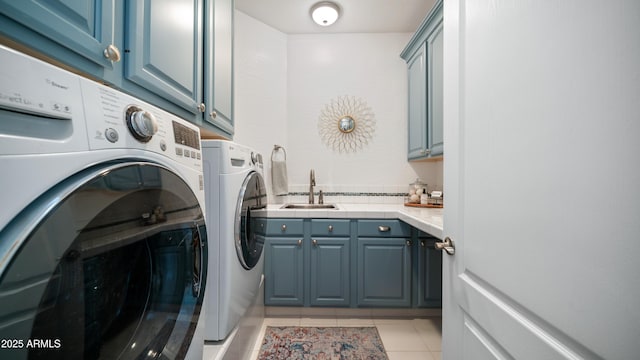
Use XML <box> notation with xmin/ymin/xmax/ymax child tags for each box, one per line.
<box><xmin>310</xmin><ymin>1</ymin><xmax>340</xmax><ymax>26</ymax></box>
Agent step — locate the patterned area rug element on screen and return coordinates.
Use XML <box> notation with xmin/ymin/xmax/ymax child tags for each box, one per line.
<box><xmin>257</xmin><ymin>326</ymin><xmax>388</xmax><ymax>360</ymax></box>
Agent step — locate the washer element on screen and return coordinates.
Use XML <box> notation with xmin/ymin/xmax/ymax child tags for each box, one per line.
<box><xmin>202</xmin><ymin>140</ymin><xmax>266</xmax><ymax>342</ymax></box>
<box><xmin>0</xmin><ymin>45</ymin><xmax>207</xmax><ymax>360</ymax></box>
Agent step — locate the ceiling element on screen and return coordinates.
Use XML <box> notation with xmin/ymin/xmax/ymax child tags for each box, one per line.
<box><xmin>234</xmin><ymin>0</ymin><xmax>437</xmax><ymax>34</ymax></box>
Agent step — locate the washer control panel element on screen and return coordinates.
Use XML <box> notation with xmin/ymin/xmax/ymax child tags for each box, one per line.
<box><xmin>0</xmin><ymin>45</ymin><xmax>89</xmax><ymax>155</ymax></box>
<box><xmin>81</xmin><ymin>78</ymin><xmax>202</xmax><ymax>170</ymax></box>
<box><xmin>125</xmin><ymin>105</ymin><xmax>158</xmax><ymax>142</ymax></box>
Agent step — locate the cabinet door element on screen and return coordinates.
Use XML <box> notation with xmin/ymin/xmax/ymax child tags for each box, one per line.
<box><xmin>310</xmin><ymin>238</ymin><xmax>350</xmax><ymax>306</ymax></box>
<box><xmin>264</xmin><ymin>237</ymin><xmax>303</xmax><ymax>306</ymax></box>
<box><xmin>416</xmin><ymin>237</ymin><xmax>442</xmax><ymax>307</ymax></box>
<box><xmin>204</xmin><ymin>0</ymin><xmax>234</xmax><ymax>136</ymax></box>
<box><xmin>407</xmin><ymin>43</ymin><xmax>428</xmax><ymax>160</ymax></box>
<box><xmin>357</xmin><ymin>237</ymin><xmax>412</xmax><ymax>307</ymax></box>
<box><xmin>0</xmin><ymin>0</ymin><xmax>116</xmax><ymax>68</ymax></box>
<box><xmin>427</xmin><ymin>21</ymin><xmax>444</xmax><ymax>156</ymax></box>
<box><xmin>125</xmin><ymin>0</ymin><xmax>203</xmax><ymax>115</ymax></box>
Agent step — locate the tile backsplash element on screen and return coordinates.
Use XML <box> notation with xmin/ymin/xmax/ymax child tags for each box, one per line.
<box><xmin>273</xmin><ymin>184</ymin><xmax>443</xmax><ymax>205</ymax></box>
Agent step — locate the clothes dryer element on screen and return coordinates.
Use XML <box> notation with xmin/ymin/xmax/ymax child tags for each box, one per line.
<box><xmin>202</xmin><ymin>140</ymin><xmax>266</xmax><ymax>341</ymax></box>
<box><xmin>0</xmin><ymin>45</ymin><xmax>207</xmax><ymax>360</ymax></box>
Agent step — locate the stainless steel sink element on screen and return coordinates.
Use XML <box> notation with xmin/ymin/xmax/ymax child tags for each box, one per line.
<box><xmin>280</xmin><ymin>203</ymin><xmax>338</xmax><ymax>210</ymax></box>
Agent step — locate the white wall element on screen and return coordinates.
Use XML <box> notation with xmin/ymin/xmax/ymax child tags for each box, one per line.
<box><xmin>233</xmin><ymin>10</ymin><xmax>288</xmax><ymax>182</ymax></box>
<box><xmin>234</xmin><ymin>11</ymin><xmax>442</xmax><ymax>204</ymax></box>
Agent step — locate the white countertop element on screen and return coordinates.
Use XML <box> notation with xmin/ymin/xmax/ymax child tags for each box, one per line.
<box><xmin>258</xmin><ymin>203</ymin><xmax>443</xmax><ymax>239</ymax></box>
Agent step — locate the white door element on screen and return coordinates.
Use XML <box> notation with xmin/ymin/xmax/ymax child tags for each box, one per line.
<box><xmin>441</xmin><ymin>0</ymin><xmax>640</xmax><ymax>359</ymax></box>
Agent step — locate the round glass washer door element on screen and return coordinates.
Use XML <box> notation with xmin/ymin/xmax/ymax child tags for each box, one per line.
<box><xmin>0</xmin><ymin>161</ymin><xmax>207</xmax><ymax>360</ymax></box>
<box><xmin>234</xmin><ymin>171</ymin><xmax>267</xmax><ymax>270</ymax></box>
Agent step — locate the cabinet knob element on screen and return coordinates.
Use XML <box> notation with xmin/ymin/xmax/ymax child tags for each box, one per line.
<box><xmin>103</xmin><ymin>44</ymin><xmax>121</xmax><ymax>62</ymax></box>
<box><xmin>378</xmin><ymin>226</ymin><xmax>391</xmax><ymax>232</ymax></box>
<box><xmin>406</xmin><ymin>240</ymin><xmax>413</xmax><ymax>247</ymax></box>
<box><xmin>197</xmin><ymin>103</ymin><xmax>206</xmax><ymax>113</ymax></box>
<box><xmin>421</xmin><ymin>240</ymin><xmax>426</xmax><ymax>247</ymax></box>
<box><xmin>210</xmin><ymin>111</ymin><xmax>217</xmax><ymax>119</ymax></box>
<box><xmin>328</xmin><ymin>225</ymin><xmax>333</xmax><ymax>232</ymax></box>
<box><xmin>297</xmin><ymin>239</ymin><xmax>302</xmax><ymax>247</ymax></box>
<box><xmin>281</xmin><ymin>224</ymin><xmax>287</xmax><ymax>231</ymax></box>
<box><xmin>312</xmin><ymin>239</ymin><xmax>318</xmax><ymax>246</ymax></box>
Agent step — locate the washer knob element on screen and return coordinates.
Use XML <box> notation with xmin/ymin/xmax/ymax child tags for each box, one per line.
<box><xmin>126</xmin><ymin>106</ymin><xmax>158</xmax><ymax>142</ymax></box>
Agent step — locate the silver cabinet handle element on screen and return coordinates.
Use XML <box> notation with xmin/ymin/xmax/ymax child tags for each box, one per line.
<box><xmin>406</xmin><ymin>240</ymin><xmax>412</xmax><ymax>247</ymax></box>
<box><xmin>197</xmin><ymin>103</ymin><xmax>206</xmax><ymax>113</ymax></box>
<box><xmin>378</xmin><ymin>226</ymin><xmax>390</xmax><ymax>232</ymax></box>
<box><xmin>281</xmin><ymin>224</ymin><xmax>287</xmax><ymax>231</ymax></box>
<box><xmin>210</xmin><ymin>111</ymin><xmax>217</xmax><ymax>119</ymax></box>
<box><xmin>421</xmin><ymin>240</ymin><xmax>426</xmax><ymax>247</ymax></box>
<box><xmin>297</xmin><ymin>239</ymin><xmax>302</xmax><ymax>247</ymax></box>
<box><xmin>435</xmin><ymin>237</ymin><xmax>455</xmax><ymax>255</ymax></box>
<box><xmin>328</xmin><ymin>225</ymin><xmax>333</xmax><ymax>232</ymax></box>
<box><xmin>312</xmin><ymin>239</ymin><xmax>318</xmax><ymax>246</ymax></box>
<box><xmin>103</xmin><ymin>44</ymin><xmax>121</xmax><ymax>62</ymax></box>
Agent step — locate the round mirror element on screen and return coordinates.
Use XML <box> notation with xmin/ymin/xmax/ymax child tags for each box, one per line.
<box><xmin>338</xmin><ymin>116</ymin><xmax>356</xmax><ymax>133</ymax></box>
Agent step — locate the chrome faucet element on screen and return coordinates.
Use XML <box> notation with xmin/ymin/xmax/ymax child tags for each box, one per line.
<box><xmin>309</xmin><ymin>169</ymin><xmax>316</xmax><ymax>204</ymax></box>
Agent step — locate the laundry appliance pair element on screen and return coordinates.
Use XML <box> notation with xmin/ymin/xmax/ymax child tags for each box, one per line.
<box><xmin>0</xmin><ymin>45</ymin><xmax>207</xmax><ymax>359</ymax></box>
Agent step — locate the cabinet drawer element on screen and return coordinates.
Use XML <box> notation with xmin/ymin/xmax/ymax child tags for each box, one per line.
<box><xmin>357</xmin><ymin>220</ymin><xmax>411</xmax><ymax>237</ymax></box>
<box><xmin>265</xmin><ymin>219</ymin><xmax>304</xmax><ymax>236</ymax></box>
<box><xmin>311</xmin><ymin>219</ymin><xmax>350</xmax><ymax>236</ymax></box>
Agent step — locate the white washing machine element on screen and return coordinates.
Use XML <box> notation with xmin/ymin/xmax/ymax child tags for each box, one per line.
<box><xmin>0</xmin><ymin>45</ymin><xmax>208</xmax><ymax>360</ymax></box>
<box><xmin>202</xmin><ymin>140</ymin><xmax>266</xmax><ymax>342</ymax></box>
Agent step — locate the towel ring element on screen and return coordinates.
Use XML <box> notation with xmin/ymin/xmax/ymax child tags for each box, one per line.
<box><xmin>271</xmin><ymin>145</ymin><xmax>286</xmax><ymax>161</ymax></box>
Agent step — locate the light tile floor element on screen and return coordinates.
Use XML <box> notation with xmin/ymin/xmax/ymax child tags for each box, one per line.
<box><xmin>249</xmin><ymin>316</ymin><xmax>442</xmax><ymax>360</ymax></box>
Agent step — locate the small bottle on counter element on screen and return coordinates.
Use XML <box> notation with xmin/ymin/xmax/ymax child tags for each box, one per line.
<box><xmin>407</xmin><ymin>178</ymin><xmax>427</xmax><ymax>204</ymax></box>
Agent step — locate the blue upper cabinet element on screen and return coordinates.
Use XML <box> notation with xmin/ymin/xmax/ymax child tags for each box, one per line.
<box><xmin>125</xmin><ymin>0</ymin><xmax>203</xmax><ymax>117</ymax></box>
<box><xmin>0</xmin><ymin>0</ymin><xmax>117</xmax><ymax>71</ymax></box>
<box><xmin>401</xmin><ymin>0</ymin><xmax>443</xmax><ymax>160</ymax></box>
<box><xmin>427</xmin><ymin>23</ymin><xmax>444</xmax><ymax>157</ymax></box>
<box><xmin>204</xmin><ymin>0</ymin><xmax>234</xmax><ymax>136</ymax></box>
<box><xmin>406</xmin><ymin>43</ymin><xmax>428</xmax><ymax>159</ymax></box>
<box><xmin>0</xmin><ymin>0</ymin><xmax>235</xmax><ymax>138</ymax></box>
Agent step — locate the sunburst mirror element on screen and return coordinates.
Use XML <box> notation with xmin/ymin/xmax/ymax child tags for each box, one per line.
<box><xmin>317</xmin><ymin>95</ymin><xmax>376</xmax><ymax>153</ymax></box>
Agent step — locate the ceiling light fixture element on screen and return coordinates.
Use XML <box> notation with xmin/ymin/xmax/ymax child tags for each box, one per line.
<box><xmin>310</xmin><ymin>2</ymin><xmax>340</xmax><ymax>27</ymax></box>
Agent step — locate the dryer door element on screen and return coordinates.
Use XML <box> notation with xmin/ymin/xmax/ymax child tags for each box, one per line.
<box><xmin>234</xmin><ymin>171</ymin><xmax>267</xmax><ymax>270</ymax></box>
<box><xmin>0</xmin><ymin>162</ymin><xmax>207</xmax><ymax>360</ymax></box>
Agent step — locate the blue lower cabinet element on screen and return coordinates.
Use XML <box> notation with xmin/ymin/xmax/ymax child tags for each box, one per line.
<box><xmin>264</xmin><ymin>219</ymin><xmax>351</xmax><ymax>307</ymax></box>
<box><xmin>416</xmin><ymin>237</ymin><xmax>443</xmax><ymax>307</ymax></box>
<box><xmin>357</xmin><ymin>237</ymin><xmax>412</xmax><ymax>307</ymax></box>
<box><xmin>264</xmin><ymin>218</ymin><xmax>441</xmax><ymax>309</ymax></box>
<box><xmin>310</xmin><ymin>237</ymin><xmax>350</xmax><ymax>306</ymax></box>
<box><xmin>264</xmin><ymin>237</ymin><xmax>303</xmax><ymax>306</ymax></box>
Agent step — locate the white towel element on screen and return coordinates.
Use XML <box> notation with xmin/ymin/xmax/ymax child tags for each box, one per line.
<box><xmin>271</xmin><ymin>148</ymin><xmax>288</xmax><ymax>196</ymax></box>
